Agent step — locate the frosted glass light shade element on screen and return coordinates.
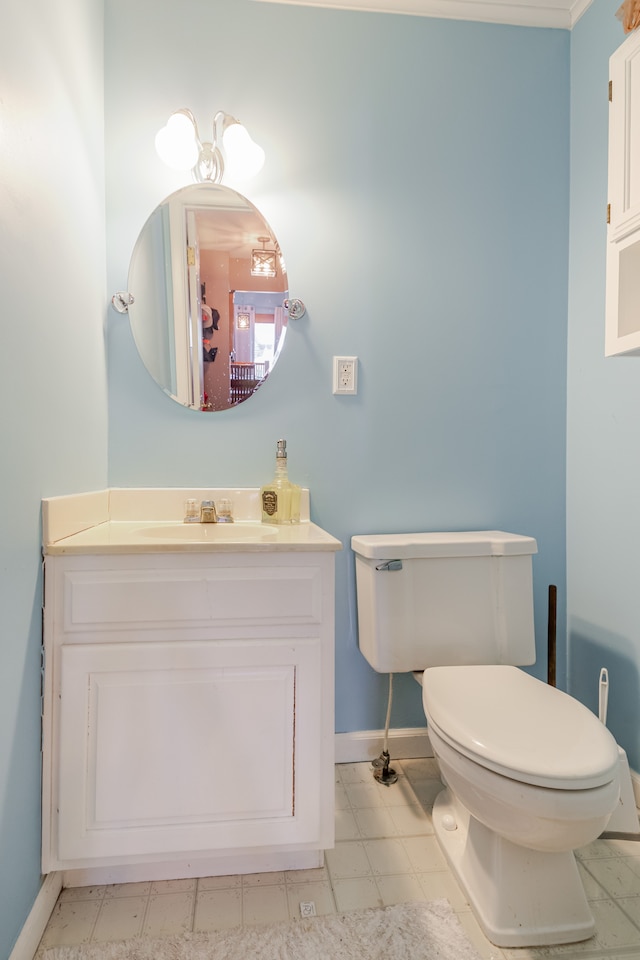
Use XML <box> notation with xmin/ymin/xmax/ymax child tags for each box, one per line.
<box><xmin>222</xmin><ymin>122</ymin><xmax>265</xmax><ymax>180</ymax></box>
<box><xmin>155</xmin><ymin>113</ymin><xmax>199</xmax><ymax>171</ymax></box>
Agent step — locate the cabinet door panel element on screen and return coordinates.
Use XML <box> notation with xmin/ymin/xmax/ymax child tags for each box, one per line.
<box><xmin>57</xmin><ymin>638</ymin><xmax>320</xmax><ymax>861</ymax></box>
<box><xmin>609</xmin><ymin>30</ymin><xmax>640</xmax><ymax>237</ymax></box>
<box><xmin>59</xmin><ymin>565</ymin><xmax>322</xmax><ymax>636</ymax></box>
<box><xmin>91</xmin><ymin>667</ymin><xmax>294</xmax><ymax>824</ymax></box>
<box><xmin>606</xmin><ymin>30</ymin><xmax>640</xmax><ymax>355</ymax></box>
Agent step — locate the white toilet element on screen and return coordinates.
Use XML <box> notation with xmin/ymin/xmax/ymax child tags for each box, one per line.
<box><xmin>351</xmin><ymin>530</ymin><xmax>620</xmax><ymax>948</ymax></box>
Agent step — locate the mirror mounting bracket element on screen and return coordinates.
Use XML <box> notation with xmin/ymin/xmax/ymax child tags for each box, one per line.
<box><xmin>111</xmin><ymin>291</ymin><xmax>135</xmax><ymax>314</ymax></box>
<box><xmin>285</xmin><ymin>298</ymin><xmax>306</xmax><ymax>320</ymax></box>
<box><xmin>112</xmin><ymin>292</ymin><xmax>304</xmax><ymax>320</ymax></box>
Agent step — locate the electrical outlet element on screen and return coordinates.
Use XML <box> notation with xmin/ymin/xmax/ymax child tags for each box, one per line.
<box><xmin>333</xmin><ymin>356</ymin><xmax>358</xmax><ymax>395</ymax></box>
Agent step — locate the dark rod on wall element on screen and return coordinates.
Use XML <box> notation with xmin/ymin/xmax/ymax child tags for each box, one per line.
<box><xmin>547</xmin><ymin>584</ymin><xmax>557</xmax><ymax>687</ymax></box>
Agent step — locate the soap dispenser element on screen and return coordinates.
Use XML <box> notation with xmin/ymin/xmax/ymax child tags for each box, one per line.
<box><xmin>261</xmin><ymin>439</ymin><xmax>301</xmax><ymax>524</ymax></box>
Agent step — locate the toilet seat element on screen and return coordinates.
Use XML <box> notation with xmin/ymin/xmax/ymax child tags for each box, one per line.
<box><xmin>422</xmin><ymin>665</ymin><xmax>619</xmax><ymax>790</ymax></box>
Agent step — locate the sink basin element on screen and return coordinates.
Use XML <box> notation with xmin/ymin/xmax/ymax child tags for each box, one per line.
<box><xmin>138</xmin><ymin>522</ymin><xmax>279</xmax><ymax>542</ymax></box>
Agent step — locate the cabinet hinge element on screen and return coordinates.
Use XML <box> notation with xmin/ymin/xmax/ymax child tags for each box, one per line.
<box><xmin>607</xmin><ymin>203</ymin><xmax>611</xmax><ymax>224</ymax></box>
<box><xmin>609</xmin><ymin>79</ymin><xmax>613</xmax><ymax>102</ymax></box>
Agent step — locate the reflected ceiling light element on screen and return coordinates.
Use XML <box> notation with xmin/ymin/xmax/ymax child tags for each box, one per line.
<box><xmin>251</xmin><ymin>236</ymin><xmax>277</xmax><ymax>278</ymax></box>
<box><xmin>155</xmin><ymin>109</ymin><xmax>265</xmax><ymax>184</ymax></box>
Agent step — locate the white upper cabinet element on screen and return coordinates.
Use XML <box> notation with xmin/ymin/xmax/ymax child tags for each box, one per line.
<box><xmin>608</xmin><ymin>31</ymin><xmax>640</xmax><ymax>240</ymax></box>
<box><xmin>606</xmin><ymin>30</ymin><xmax>640</xmax><ymax>356</ymax></box>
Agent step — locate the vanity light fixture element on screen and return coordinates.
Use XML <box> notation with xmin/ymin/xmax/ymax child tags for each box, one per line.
<box><xmin>251</xmin><ymin>236</ymin><xmax>278</xmax><ymax>278</ymax></box>
<box><xmin>155</xmin><ymin>109</ymin><xmax>265</xmax><ymax>184</ymax></box>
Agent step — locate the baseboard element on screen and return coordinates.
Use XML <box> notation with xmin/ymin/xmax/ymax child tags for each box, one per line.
<box><xmin>9</xmin><ymin>873</ymin><xmax>62</xmax><ymax>960</ymax></box>
<box><xmin>335</xmin><ymin>727</ymin><xmax>433</xmax><ymax>763</ymax></box>
<box><xmin>61</xmin><ymin>849</ymin><xmax>324</xmax><ymax>888</ymax></box>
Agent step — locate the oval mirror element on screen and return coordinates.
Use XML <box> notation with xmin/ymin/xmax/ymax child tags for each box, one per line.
<box><xmin>127</xmin><ymin>183</ymin><xmax>289</xmax><ymax>411</ymax></box>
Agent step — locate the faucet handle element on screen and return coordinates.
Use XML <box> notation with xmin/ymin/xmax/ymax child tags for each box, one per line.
<box><xmin>216</xmin><ymin>498</ymin><xmax>234</xmax><ymax>522</ymax></box>
<box><xmin>184</xmin><ymin>499</ymin><xmax>200</xmax><ymax>523</ymax></box>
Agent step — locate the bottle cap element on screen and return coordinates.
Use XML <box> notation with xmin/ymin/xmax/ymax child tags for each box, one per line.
<box><xmin>276</xmin><ymin>439</ymin><xmax>287</xmax><ymax>459</ymax></box>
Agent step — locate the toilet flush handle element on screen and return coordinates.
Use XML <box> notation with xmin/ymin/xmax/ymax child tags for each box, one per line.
<box><xmin>375</xmin><ymin>560</ymin><xmax>403</xmax><ymax>572</ymax></box>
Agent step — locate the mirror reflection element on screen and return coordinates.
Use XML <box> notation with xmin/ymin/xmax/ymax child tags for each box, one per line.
<box><xmin>128</xmin><ymin>183</ymin><xmax>289</xmax><ymax>411</ymax></box>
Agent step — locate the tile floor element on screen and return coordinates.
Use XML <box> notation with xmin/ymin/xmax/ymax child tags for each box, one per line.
<box><xmin>36</xmin><ymin>759</ymin><xmax>640</xmax><ymax>960</ymax></box>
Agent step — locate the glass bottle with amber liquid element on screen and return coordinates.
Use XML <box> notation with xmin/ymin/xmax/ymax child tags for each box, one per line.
<box><xmin>261</xmin><ymin>439</ymin><xmax>301</xmax><ymax>524</ymax></box>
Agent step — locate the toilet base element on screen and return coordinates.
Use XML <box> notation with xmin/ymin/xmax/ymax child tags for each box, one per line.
<box><xmin>432</xmin><ymin>789</ymin><xmax>596</xmax><ymax>948</ymax></box>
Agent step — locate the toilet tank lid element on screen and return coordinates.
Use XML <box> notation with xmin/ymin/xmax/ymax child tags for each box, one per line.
<box><xmin>351</xmin><ymin>531</ymin><xmax>538</xmax><ymax>560</ymax></box>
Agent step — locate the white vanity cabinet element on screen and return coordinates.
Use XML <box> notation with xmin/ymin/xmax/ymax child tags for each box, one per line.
<box><xmin>42</xmin><ymin>546</ymin><xmax>337</xmax><ymax>884</ymax></box>
<box><xmin>605</xmin><ymin>28</ymin><xmax>640</xmax><ymax>356</ymax></box>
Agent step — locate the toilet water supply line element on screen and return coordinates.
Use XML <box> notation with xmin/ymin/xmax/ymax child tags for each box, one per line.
<box><xmin>372</xmin><ymin>673</ymin><xmax>398</xmax><ymax>784</ymax></box>
<box><xmin>383</xmin><ymin>672</ymin><xmax>394</xmax><ymax>752</ymax></box>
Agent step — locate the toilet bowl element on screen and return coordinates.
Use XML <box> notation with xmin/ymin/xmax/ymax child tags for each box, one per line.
<box><xmin>351</xmin><ymin>530</ymin><xmax>624</xmax><ymax>947</ymax></box>
<box><xmin>421</xmin><ymin>664</ymin><xmax>620</xmax><ymax>947</ymax></box>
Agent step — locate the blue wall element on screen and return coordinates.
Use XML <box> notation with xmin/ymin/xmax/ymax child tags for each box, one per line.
<box><xmin>0</xmin><ymin>0</ymin><xmax>108</xmax><ymax>955</ymax></box>
<box><xmin>567</xmin><ymin>4</ymin><xmax>640</xmax><ymax>768</ymax></box>
<box><xmin>1</xmin><ymin>0</ymin><xmax>590</xmax><ymax>952</ymax></box>
<box><xmin>105</xmin><ymin>0</ymin><xmax>570</xmax><ymax>732</ymax></box>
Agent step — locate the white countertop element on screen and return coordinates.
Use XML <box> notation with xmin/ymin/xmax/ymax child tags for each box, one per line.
<box><xmin>42</xmin><ymin>488</ymin><xmax>342</xmax><ymax>555</ymax></box>
<box><xmin>45</xmin><ymin>519</ymin><xmax>342</xmax><ymax>555</ymax></box>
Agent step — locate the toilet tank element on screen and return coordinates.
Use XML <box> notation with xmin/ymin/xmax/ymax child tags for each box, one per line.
<box><xmin>351</xmin><ymin>531</ymin><xmax>537</xmax><ymax>674</ymax></box>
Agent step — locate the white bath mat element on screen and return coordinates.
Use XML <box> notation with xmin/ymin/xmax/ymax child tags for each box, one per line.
<box><xmin>42</xmin><ymin>899</ymin><xmax>481</xmax><ymax>960</ymax></box>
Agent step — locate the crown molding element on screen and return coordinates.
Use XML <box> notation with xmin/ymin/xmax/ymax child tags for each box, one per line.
<box><xmin>251</xmin><ymin>0</ymin><xmax>594</xmax><ymax>29</ymax></box>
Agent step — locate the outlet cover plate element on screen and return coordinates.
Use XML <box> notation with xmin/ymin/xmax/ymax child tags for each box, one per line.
<box><xmin>333</xmin><ymin>356</ymin><xmax>358</xmax><ymax>395</ymax></box>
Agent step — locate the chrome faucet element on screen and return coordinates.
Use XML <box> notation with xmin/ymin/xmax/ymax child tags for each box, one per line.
<box><xmin>200</xmin><ymin>500</ymin><xmax>218</xmax><ymax>523</ymax></box>
<box><xmin>184</xmin><ymin>497</ymin><xmax>233</xmax><ymax>523</ymax></box>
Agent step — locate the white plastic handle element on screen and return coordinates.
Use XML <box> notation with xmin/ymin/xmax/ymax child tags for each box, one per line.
<box><xmin>599</xmin><ymin>667</ymin><xmax>609</xmax><ymax>725</ymax></box>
